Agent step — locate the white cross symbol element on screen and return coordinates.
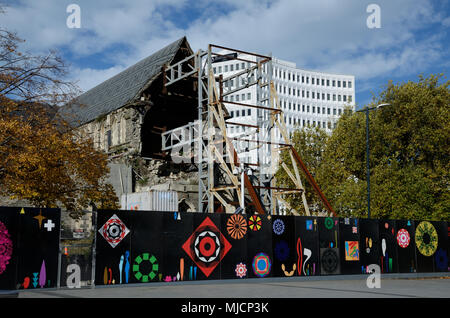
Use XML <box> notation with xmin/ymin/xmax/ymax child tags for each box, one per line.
<box><xmin>44</xmin><ymin>219</ymin><xmax>55</xmax><ymax>231</ymax></box>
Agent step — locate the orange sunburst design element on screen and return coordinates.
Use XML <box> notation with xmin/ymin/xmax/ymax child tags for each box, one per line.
<box><xmin>226</xmin><ymin>214</ymin><xmax>247</xmax><ymax>240</ymax></box>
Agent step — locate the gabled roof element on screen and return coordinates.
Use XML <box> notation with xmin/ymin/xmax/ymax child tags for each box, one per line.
<box><xmin>59</xmin><ymin>36</ymin><xmax>189</xmax><ymax>126</ymax></box>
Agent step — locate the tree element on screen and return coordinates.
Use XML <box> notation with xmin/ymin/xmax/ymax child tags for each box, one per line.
<box><xmin>0</xmin><ymin>26</ymin><xmax>119</xmax><ymax>212</ymax></box>
<box><xmin>275</xmin><ymin>125</ymin><xmax>330</xmax><ymax>215</ymax></box>
<box><xmin>319</xmin><ymin>74</ymin><xmax>449</xmax><ymax>220</ymax></box>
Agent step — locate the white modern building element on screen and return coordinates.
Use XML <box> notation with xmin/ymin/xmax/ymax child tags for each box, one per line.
<box><xmin>212</xmin><ymin>55</ymin><xmax>355</xmax><ymax>165</ymax></box>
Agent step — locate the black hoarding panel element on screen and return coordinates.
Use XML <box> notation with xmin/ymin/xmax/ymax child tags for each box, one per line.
<box><xmin>294</xmin><ymin>216</ymin><xmax>320</xmax><ymax>276</ymax></box>
<box><xmin>320</xmin><ymin>248</ymin><xmax>340</xmax><ymax>275</ymax></box>
<box><xmin>395</xmin><ymin>220</ymin><xmax>416</xmax><ymax>273</ymax></box>
<box><xmin>246</xmin><ymin>214</ymin><xmax>273</xmax><ymax>279</ymax></box>
<box><xmin>220</xmin><ymin>213</ymin><xmax>248</xmax><ymax>280</ymax></box>
<box><xmin>129</xmin><ymin>211</ymin><xmax>164</xmax><ymax>283</ymax></box>
<box><xmin>429</xmin><ymin>221</ymin><xmax>447</xmax><ymax>272</ymax></box>
<box><xmin>318</xmin><ymin>217</ymin><xmax>339</xmax><ymax>248</ymax></box>
<box><xmin>415</xmin><ymin>220</ymin><xmax>440</xmax><ymax>272</ymax></box>
<box><xmin>379</xmin><ymin>219</ymin><xmax>398</xmax><ymax>273</ymax></box>
<box><xmin>0</xmin><ymin>207</ymin><xmax>19</xmax><ymax>290</ymax></box>
<box><xmin>16</xmin><ymin>208</ymin><xmax>61</xmax><ymax>289</ymax></box>
<box><xmin>359</xmin><ymin>218</ymin><xmax>380</xmax><ymax>273</ymax></box>
<box><xmin>271</xmin><ymin>216</ymin><xmax>296</xmax><ymax>278</ymax></box>
<box><xmin>181</xmin><ymin>214</ymin><xmax>226</xmax><ymax>281</ymax></box>
<box><xmin>162</xmin><ymin>211</ymin><xmax>193</xmax><ymax>282</ymax></box>
<box><xmin>339</xmin><ymin>218</ymin><xmax>361</xmax><ymax>274</ymax></box>
<box><xmin>95</xmin><ymin>210</ymin><xmax>133</xmax><ymax>285</ymax></box>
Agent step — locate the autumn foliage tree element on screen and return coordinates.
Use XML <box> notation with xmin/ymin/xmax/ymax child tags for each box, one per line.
<box><xmin>0</xmin><ymin>27</ymin><xmax>119</xmax><ymax>212</ymax></box>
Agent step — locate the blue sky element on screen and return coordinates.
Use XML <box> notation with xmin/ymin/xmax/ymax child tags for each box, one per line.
<box><xmin>1</xmin><ymin>0</ymin><xmax>449</xmax><ymax>108</ymax></box>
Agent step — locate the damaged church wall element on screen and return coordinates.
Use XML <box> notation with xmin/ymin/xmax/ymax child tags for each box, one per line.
<box><xmin>77</xmin><ymin>106</ymin><xmax>199</xmax><ymax>213</ymax></box>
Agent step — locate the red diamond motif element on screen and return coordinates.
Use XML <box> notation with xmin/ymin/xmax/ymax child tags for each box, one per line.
<box><xmin>182</xmin><ymin>217</ymin><xmax>232</xmax><ymax>277</ymax></box>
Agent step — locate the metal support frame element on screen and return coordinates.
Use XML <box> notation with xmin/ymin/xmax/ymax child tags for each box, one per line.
<box><xmin>161</xmin><ymin>43</ymin><xmax>335</xmax><ymax>216</ymax></box>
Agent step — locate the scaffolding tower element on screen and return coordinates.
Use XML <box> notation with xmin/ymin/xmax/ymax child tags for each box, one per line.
<box><xmin>161</xmin><ymin>44</ymin><xmax>335</xmax><ymax>216</ymax></box>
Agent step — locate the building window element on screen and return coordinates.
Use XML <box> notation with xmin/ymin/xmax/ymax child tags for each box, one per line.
<box><xmin>327</xmin><ymin>108</ymin><xmax>330</xmax><ymax>114</ymax></box>
<box><xmin>302</xmin><ymin>104</ymin><xmax>305</xmax><ymax>112</ymax></box>
<box><xmin>218</xmin><ymin>66</ymin><xmax>222</xmax><ymax>73</ymax></box>
<box><xmin>307</xmin><ymin>105</ymin><xmax>310</xmax><ymax>113</ymax></box>
<box><xmin>333</xmin><ymin>108</ymin><xmax>336</xmax><ymax>115</ymax></box>
<box><xmin>312</xmin><ymin>78</ymin><xmax>315</xmax><ymax>85</ymax></box>
<box><xmin>343</xmin><ymin>81</ymin><xmax>346</xmax><ymax>88</ymax></box>
<box><xmin>333</xmin><ymin>94</ymin><xmax>336</xmax><ymax>101</ymax></box>
<box><xmin>317</xmin><ymin>107</ymin><xmax>320</xmax><ymax>114</ymax></box>
<box><xmin>348</xmin><ymin>95</ymin><xmax>352</xmax><ymax>102</ymax></box>
<box><xmin>348</xmin><ymin>81</ymin><xmax>352</xmax><ymax>88</ymax></box>
<box><xmin>338</xmin><ymin>95</ymin><xmax>341</xmax><ymax>102</ymax></box>
<box><xmin>302</xmin><ymin>76</ymin><xmax>305</xmax><ymax>83</ymax></box>
<box><xmin>332</xmin><ymin>80</ymin><xmax>335</xmax><ymax>87</ymax></box>
<box><xmin>343</xmin><ymin>95</ymin><xmax>347</xmax><ymax>102</ymax></box>
<box><xmin>322</xmin><ymin>79</ymin><xmax>325</xmax><ymax>86</ymax></box>
<box><xmin>338</xmin><ymin>109</ymin><xmax>342</xmax><ymax>115</ymax></box>
<box><xmin>338</xmin><ymin>80</ymin><xmax>341</xmax><ymax>87</ymax></box>
<box><xmin>327</xmin><ymin>79</ymin><xmax>330</xmax><ymax>86</ymax></box>
<box><xmin>230</xmin><ymin>64</ymin><xmax>234</xmax><ymax>72</ymax></box>
<box><xmin>225</xmin><ymin>65</ymin><xmax>228</xmax><ymax>72</ymax></box>
<box><xmin>248</xmin><ymin>109</ymin><xmax>251</xmax><ymax>116</ymax></box>
<box><xmin>312</xmin><ymin>106</ymin><xmax>316</xmax><ymax>113</ymax></box>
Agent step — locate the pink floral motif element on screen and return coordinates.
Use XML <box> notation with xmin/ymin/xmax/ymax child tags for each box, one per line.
<box><xmin>0</xmin><ymin>221</ymin><xmax>13</xmax><ymax>275</ymax></box>
<box><xmin>235</xmin><ymin>262</ymin><xmax>247</xmax><ymax>278</ymax></box>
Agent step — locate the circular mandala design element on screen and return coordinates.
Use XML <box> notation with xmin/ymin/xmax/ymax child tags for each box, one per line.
<box><xmin>248</xmin><ymin>215</ymin><xmax>262</xmax><ymax>231</ymax></box>
<box><xmin>132</xmin><ymin>253</ymin><xmax>159</xmax><ymax>282</ymax></box>
<box><xmin>322</xmin><ymin>249</ymin><xmax>339</xmax><ymax>273</ymax></box>
<box><xmin>252</xmin><ymin>253</ymin><xmax>272</xmax><ymax>277</ymax></box>
<box><xmin>435</xmin><ymin>249</ymin><xmax>448</xmax><ymax>271</ymax></box>
<box><xmin>227</xmin><ymin>215</ymin><xmax>247</xmax><ymax>240</ymax></box>
<box><xmin>273</xmin><ymin>219</ymin><xmax>285</xmax><ymax>235</ymax></box>
<box><xmin>235</xmin><ymin>262</ymin><xmax>247</xmax><ymax>278</ymax></box>
<box><xmin>415</xmin><ymin>221</ymin><xmax>438</xmax><ymax>257</ymax></box>
<box><xmin>0</xmin><ymin>221</ymin><xmax>13</xmax><ymax>275</ymax></box>
<box><xmin>324</xmin><ymin>217</ymin><xmax>334</xmax><ymax>230</ymax></box>
<box><xmin>396</xmin><ymin>229</ymin><xmax>410</xmax><ymax>248</ymax></box>
<box><xmin>274</xmin><ymin>241</ymin><xmax>290</xmax><ymax>262</ymax></box>
<box><xmin>194</xmin><ymin>231</ymin><xmax>221</xmax><ymax>263</ymax></box>
<box><xmin>99</xmin><ymin>215</ymin><xmax>129</xmax><ymax>247</ymax></box>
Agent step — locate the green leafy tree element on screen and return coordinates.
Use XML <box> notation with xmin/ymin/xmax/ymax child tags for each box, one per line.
<box><xmin>275</xmin><ymin>125</ymin><xmax>330</xmax><ymax>215</ymax></box>
<box><xmin>320</xmin><ymin>74</ymin><xmax>449</xmax><ymax>220</ymax></box>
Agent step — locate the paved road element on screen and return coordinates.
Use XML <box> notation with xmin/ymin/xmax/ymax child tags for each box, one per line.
<box><xmin>16</xmin><ymin>272</ymin><xmax>450</xmax><ymax>298</ymax></box>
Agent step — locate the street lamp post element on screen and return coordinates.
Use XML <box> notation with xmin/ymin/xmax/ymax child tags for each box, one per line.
<box><xmin>356</xmin><ymin>103</ymin><xmax>390</xmax><ymax>219</ymax></box>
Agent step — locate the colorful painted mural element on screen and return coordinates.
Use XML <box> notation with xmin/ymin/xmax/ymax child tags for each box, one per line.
<box><xmin>0</xmin><ymin>207</ymin><xmax>60</xmax><ymax>290</ymax></box>
<box><xmin>94</xmin><ymin>210</ymin><xmax>449</xmax><ymax>285</ymax></box>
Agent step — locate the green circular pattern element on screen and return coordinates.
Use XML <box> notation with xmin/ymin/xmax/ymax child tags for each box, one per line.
<box><xmin>415</xmin><ymin>221</ymin><xmax>438</xmax><ymax>257</ymax></box>
<box><xmin>324</xmin><ymin>217</ymin><xmax>334</xmax><ymax>230</ymax></box>
<box><xmin>132</xmin><ymin>253</ymin><xmax>159</xmax><ymax>282</ymax></box>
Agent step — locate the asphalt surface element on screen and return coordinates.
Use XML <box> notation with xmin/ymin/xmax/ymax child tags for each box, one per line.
<box><xmin>14</xmin><ymin>272</ymin><xmax>450</xmax><ymax>298</ymax></box>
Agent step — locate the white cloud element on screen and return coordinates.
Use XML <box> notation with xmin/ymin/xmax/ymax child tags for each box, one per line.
<box><xmin>1</xmin><ymin>0</ymin><xmax>448</xmax><ymax>95</ymax></box>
